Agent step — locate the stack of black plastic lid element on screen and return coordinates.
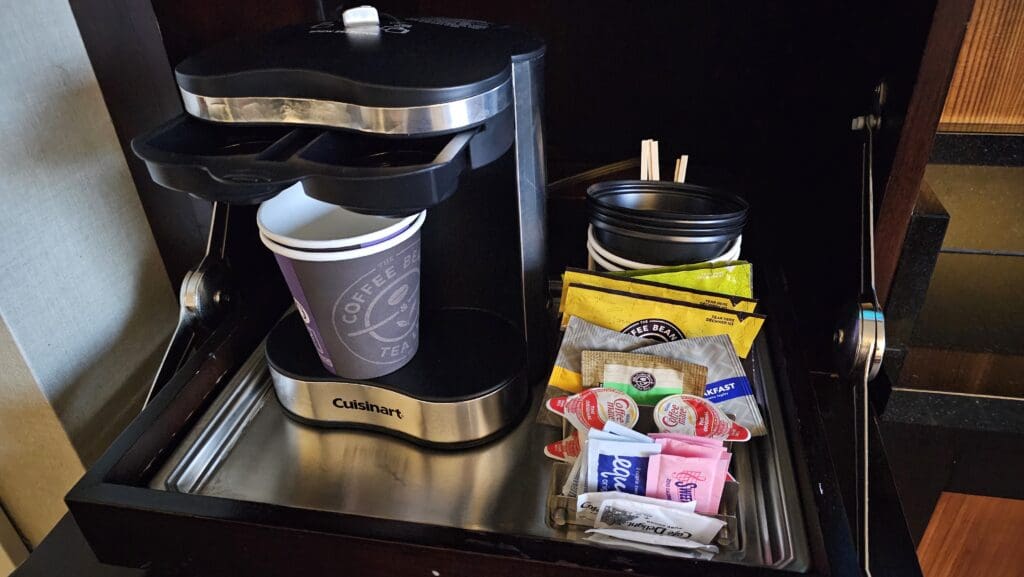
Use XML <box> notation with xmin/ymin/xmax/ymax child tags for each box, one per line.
<box><xmin>586</xmin><ymin>180</ymin><xmax>748</xmax><ymax>268</ymax></box>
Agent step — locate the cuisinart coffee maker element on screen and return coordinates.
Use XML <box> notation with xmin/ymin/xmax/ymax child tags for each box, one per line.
<box><xmin>133</xmin><ymin>7</ymin><xmax>547</xmax><ymax>446</ymax></box>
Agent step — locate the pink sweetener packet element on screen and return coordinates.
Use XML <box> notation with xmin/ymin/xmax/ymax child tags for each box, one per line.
<box><xmin>707</xmin><ymin>454</ymin><xmax>732</xmax><ymax>514</ymax></box>
<box><xmin>655</xmin><ymin>438</ymin><xmax>727</xmax><ymax>459</ymax></box>
<box><xmin>648</xmin><ymin>433</ymin><xmax>725</xmax><ymax>448</ymax></box>
<box><xmin>650</xmin><ymin>435</ymin><xmax>735</xmax><ymax>483</ymax></box>
<box><xmin>644</xmin><ymin>454</ymin><xmax>726</xmax><ymax>515</ymax></box>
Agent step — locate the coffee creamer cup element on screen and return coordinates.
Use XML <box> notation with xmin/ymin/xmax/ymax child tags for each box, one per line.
<box><xmin>653</xmin><ymin>394</ymin><xmax>751</xmax><ymax>441</ymax></box>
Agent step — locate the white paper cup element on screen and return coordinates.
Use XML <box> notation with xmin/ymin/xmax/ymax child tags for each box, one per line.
<box><xmin>260</xmin><ymin>187</ymin><xmax>426</xmax><ymax>379</ymax></box>
<box><xmin>258</xmin><ymin>183</ymin><xmax>418</xmax><ymax>251</ymax></box>
<box><xmin>587</xmin><ymin>226</ymin><xmax>741</xmax><ymax>271</ymax></box>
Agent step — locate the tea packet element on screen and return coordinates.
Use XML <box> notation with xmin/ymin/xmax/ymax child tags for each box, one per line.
<box><xmin>561</xmin><ymin>284</ymin><xmax>765</xmax><ymax>358</ymax></box>
<box><xmin>616</xmin><ymin>260</ymin><xmax>754</xmax><ymax>299</ymax></box>
<box><xmin>581</xmin><ymin>351</ymin><xmax>707</xmax><ymax>405</ymax></box>
<box><xmin>636</xmin><ymin>335</ymin><xmax>767</xmax><ymax>436</ymax></box>
<box><xmin>559</xmin><ymin>268</ymin><xmax>757</xmax><ymax>328</ymax></box>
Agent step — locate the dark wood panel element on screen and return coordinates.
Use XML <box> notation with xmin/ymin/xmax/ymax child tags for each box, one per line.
<box><xmin>876</xmin><ymin>0</ymin><xmax>976</xmax><ymax>304</ymax></box>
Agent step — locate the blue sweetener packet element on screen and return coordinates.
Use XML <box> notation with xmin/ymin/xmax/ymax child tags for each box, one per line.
<box><xmin>586</xmin><ymin>439</ymin><xmax>663</xmax><ymax>495</ymax></box>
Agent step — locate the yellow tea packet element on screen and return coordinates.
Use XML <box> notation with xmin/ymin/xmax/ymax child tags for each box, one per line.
<box><xmin>562</xmin><ymin>284</ymin><xmax>765</xmax><ymax>358</ymax></box>
<box><xmin>559</xmin><ymin>269</ymin><xmax>757</xmax><ymax>328</ymax></box>
<box><xmin>616</xmin><ymin>261</ymin><xmax>754</xmax><ymax>299</ymax></box>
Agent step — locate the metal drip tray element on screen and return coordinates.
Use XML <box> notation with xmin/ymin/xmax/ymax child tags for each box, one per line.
<box><xmin>150</xmin><ymin>335</ymin><xmax>809</xmax><ymax>571</ymax></box>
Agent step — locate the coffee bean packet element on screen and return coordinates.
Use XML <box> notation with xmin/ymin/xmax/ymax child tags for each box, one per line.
<box><xmin>562</xmin><ymin>284</ymin><xmax>765</xmax><ymax>358</ymax></box>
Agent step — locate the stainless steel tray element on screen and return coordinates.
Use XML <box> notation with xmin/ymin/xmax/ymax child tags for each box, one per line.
<box><xmin>151</xmin><ymin>335</ymin><xmax>809</xmax><ymax>571</ymax></box>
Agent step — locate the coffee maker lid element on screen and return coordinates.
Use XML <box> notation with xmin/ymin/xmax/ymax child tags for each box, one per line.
<box><xmin>175</xmin><ymin>8</ymin><xmax>543</xmax><ymax>134</ymax></box>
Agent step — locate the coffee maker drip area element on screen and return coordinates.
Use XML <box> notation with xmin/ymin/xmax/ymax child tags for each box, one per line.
<box><xmin>86</xmin><ymin>6</ymin><xmax>840</xmax><ymax>574</ymax></box>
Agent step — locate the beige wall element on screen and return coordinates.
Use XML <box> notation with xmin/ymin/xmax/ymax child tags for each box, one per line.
<box><xmin>0</xmin><ymin>0</ymin><xmax>177</xmax><ymax>568</ymax></box>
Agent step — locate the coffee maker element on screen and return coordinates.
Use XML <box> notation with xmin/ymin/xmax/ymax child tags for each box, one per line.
<box><xmin>133</xmin><ymin>7</ymin><xmax>547</xmax><ymax>446</ymax></box>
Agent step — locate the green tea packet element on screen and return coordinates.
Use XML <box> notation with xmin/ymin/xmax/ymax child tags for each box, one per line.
<box><xmin>615</xmin><ymin>260</ymin><xmax>754</xmax><ymax>299</ymax></box>
<box><xmin>581</xmin><ymin>351</ymin><xmax>707</xmax><ymax>406</ymax></box>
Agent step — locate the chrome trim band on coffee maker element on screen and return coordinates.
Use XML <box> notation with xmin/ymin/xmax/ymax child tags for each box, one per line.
<box><xmin>269</xmin><ymin>367</ymin><xmax>528</xmax><ymax>446</ymax></box>
<box><xmin>180</xmin><ymin>80</ymin><xmax>513</xmax><ymax>135</ymax></box>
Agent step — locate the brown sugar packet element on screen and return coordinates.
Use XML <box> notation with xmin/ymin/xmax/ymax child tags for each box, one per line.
<box><xmin>582</xmin><ymin>351</ymin><xmax>707</xmax><ymax>406</ymax></box>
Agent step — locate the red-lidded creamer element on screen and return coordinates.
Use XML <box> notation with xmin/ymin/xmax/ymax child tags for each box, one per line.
<box><xmin>653</xmin><ymin>394</ymin><xmax>751</xmax><ymax>441</ymax></box>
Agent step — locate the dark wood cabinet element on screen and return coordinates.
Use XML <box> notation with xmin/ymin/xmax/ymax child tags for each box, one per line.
<box><xmin>46</xmin><ymin>1</ymin><xmax>971</xmax><ymax>575</ymax></box>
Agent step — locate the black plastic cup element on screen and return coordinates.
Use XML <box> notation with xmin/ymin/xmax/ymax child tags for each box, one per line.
<box><xmin>586</xmin><ymin>198</ymin><xmax>746</xmax><ymax>230</ymax></box>
<box><xmin>588</xmin><ymin>206</ymin><xmax>745</xmax><ymax>237</ymax></box>
<box><xmin>589</xmin><ymin>218</ymin><xmax>739</xmax><ymax>265</ymax></box>
<box><xmin>587</xmin><ymin>180</ymin><xmax>749</xmax><ymax>224</ymax></box>
<box><xmin>584</xmin><ymin>180</ymin><xmax>748</xmax><ymax>265</ymax></box>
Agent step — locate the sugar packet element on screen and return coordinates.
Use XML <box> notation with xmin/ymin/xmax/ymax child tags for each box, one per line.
<box><xmin>575</xmin><ymin>491</ymin><xmax>696</xmax><ymax>527</ymax></box>
<box><xmin>585</xmin><ymin>532</ymin><xmax>715</xmax><ymax>560</ymax></box>
<box><xmin>592</xmin><ymin>498</ymin><xmax>725</xmax><ymax>545</ymax></box>
<box><xmin>638</xmin><ymin>335</ymin><xmax>766</xmax><ymax>436</ymax></box>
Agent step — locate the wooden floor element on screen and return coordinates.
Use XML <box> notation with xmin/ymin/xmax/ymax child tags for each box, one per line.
<box><xmin>917</xmin><ymin>492</ymin><xmax>1024</xmax><ymax>577</ymax></box>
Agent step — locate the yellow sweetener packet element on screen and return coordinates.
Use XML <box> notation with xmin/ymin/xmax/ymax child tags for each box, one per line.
<box><xmin>560</xmin><ymin>268</ymin><xmax>757</xmax><ymax>327</ymax></box>
<box><xmin>616</xmin><ymin>261</ymin><xmax>754</xmax><ymax>299</ymax></box>
<box><xmin>562</xmin><ymin>283</ymin><xmax>766</xmax><ymax>358</ymax></box>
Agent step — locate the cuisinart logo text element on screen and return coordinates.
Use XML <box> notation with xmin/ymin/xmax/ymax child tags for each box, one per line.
<box><xmin>333</xmin><ymin>398</ymin><xmax>404</xmax><ymax>419</ymax></box>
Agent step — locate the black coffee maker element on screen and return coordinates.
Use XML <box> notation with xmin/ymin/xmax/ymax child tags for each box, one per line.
<box><xmin>133</xmin><ymin>7</ymin><xmax>547</xmax><ymax>446</ymax></box>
